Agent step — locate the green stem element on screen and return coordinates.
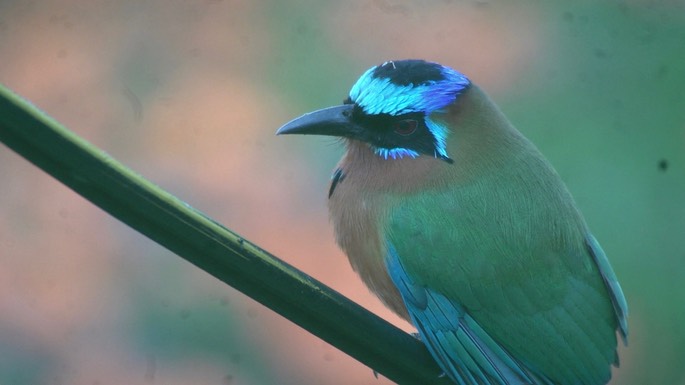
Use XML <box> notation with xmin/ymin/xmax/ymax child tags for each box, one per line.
<box><xmin>0</xmin><ymin>84</ymin><xmax>451</xmax><ymax>385</ymax></box>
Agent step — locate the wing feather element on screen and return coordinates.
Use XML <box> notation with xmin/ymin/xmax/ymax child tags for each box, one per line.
<box><xmin>586</xmin><ymin>234</ymin><xmax>629</xmax><ymax>345</ymax></box>
<box><xmin>386</xmin><ymin>243</ymin><xmax>544</xmax><ymax>385</ymax></box>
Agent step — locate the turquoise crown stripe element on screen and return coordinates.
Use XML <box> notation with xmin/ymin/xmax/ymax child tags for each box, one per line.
<box><xmin>348</xmin><ymin>61</ymin><xmax>470</xmax><ymax>160</ymax></box>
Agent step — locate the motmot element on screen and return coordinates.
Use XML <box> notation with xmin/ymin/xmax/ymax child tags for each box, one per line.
<box><xmin>277</xmin><ymin>59</ymin><xmax>627</xmax><ymax>385</ymax></box>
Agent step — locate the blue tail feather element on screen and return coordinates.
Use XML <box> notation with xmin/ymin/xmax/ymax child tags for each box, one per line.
<box><xmin>386</xmin><ymin>242</ymin><xmax>546</xmax><ymax>385</ymax></box>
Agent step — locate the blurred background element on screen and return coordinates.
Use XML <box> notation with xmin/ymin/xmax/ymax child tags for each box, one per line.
<box><xmin>0</xmin><ymin>1</ymin><xmax>684</xmax><ymax>384</ymax></box>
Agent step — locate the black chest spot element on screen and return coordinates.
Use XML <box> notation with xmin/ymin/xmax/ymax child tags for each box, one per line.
<box><xmin>329</xmin><ymin>168</ymin><xmax>346</xmax><ymax>198</ymax></box>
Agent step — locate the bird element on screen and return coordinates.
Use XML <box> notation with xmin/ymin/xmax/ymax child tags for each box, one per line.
<box><xmin>276</xmin><ymin>59</ymin><xmax>628</xmax><ymax>385</ymax></box>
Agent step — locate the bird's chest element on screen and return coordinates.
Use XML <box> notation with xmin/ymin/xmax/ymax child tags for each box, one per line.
<box><xmin>327</xmin><ymin>168</ymin><xmax>409</xmax><ymax>318</ymax></box>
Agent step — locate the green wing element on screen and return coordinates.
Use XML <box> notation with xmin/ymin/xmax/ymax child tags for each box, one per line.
<box><xmin>385</xmin><ymin>181</ymin><xmax>625</xmax><ymax>385</ymax></box>
<box><xmin>386</xmin><ymin>242</ymin><xmax>553</xmax><ymax>384</ymax></box>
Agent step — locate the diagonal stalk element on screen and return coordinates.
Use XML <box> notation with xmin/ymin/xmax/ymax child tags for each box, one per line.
<box><xmin>0</xmin><ymin>84</ymin><xmax>451</xmax><ymax>385</ymax></box>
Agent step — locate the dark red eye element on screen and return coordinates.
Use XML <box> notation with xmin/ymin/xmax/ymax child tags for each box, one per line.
<box><xmin>393</xmin><ymin>119</ymin><xmax>418</xmax><ymax>136</ymax></box>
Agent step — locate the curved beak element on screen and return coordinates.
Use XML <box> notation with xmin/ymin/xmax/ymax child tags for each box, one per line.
<box><xmin>276</xmin><ymin>105</ymin><xmax>361</xmax><ymax>138</ymax></box>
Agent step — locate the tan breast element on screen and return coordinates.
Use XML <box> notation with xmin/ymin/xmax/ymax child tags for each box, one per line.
<box><xmin>327</xmin><ymin>140</ymin><xmax>451</xmax><ymax>320</ymax></box>
<box><xmin>325</xmin><ymin>85</ymin><xmax>529</xmax><ymax>320</ymax></box>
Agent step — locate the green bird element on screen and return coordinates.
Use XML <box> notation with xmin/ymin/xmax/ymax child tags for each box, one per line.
<box><xmin>277</xmin><ymin>59</ymin><xmax>628</xmax><ymax>385</ymax></box>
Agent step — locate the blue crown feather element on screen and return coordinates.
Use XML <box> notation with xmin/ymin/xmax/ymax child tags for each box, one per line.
<box><xmin>348</xmin><ymin>60</ymin><xmax>470</xmax><ymax>160</ymax></box>
<box><xmin>349</xmin><ymin>60</ymin><xmax>470</xmax><ymax>116</ymax></box>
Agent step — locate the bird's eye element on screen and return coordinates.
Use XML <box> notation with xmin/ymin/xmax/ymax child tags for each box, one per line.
<box><xmin>393</xmin><ymin>119</ymin><xmax>418</xmax><ymax>136</ymax></box>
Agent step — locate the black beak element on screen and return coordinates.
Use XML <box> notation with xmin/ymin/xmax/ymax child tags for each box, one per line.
<box><xmin>276</xmin><ymin>105</ymin><xmax>362</xmax><ymax>138</ymax></box>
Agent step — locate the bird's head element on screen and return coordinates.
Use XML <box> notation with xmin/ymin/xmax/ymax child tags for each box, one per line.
<box><xmin>276</xmin><ymin>60</ymin><xmax>471</xmax><ymax>164</ymax></box>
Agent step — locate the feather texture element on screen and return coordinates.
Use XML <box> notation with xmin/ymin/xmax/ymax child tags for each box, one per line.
<box><xmin>328</xmin><ymin>85</ymin><xmax>626</xmax><ymax>384</ymax></box>
<box><xmin>386</xmin><ymin>242</ymin><xmax>545</xmax><ymax>385</ymax></box>
<box><xmin>278</xmin><ymin>60</ymin><xmax>627</xmax><ymax>385</ymax></box>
